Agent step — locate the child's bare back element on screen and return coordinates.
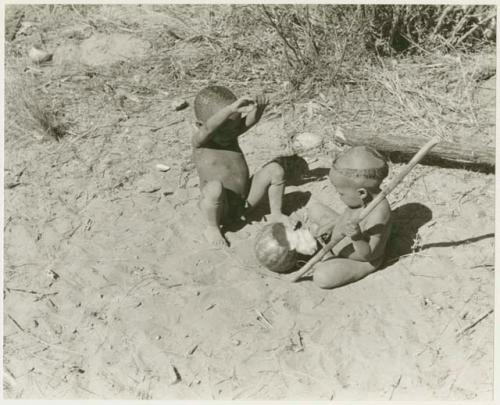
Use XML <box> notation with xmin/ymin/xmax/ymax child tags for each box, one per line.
<box><xmin>191</xmin><ymin>86</ymin><xmax>288</xmax><ymax>247</ymax></box>
<box><xmin>194</xmin><ymin>142</ymin><xmax>249</xmax><ymax>200</ymax></box>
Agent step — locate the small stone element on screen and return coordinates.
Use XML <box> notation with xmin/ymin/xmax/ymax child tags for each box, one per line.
<box><xmin>231</xmin><ymin>339</ymin><xmax>241</xmax><ymax>346</ymax></box>
<box><xmin>29</xmin><ymin>46</ymin><xmax>52</xmax><ymax>64</ymax></box>
<box><xmin>156</xmin><ymin>163</ymin><xmax>171</xmax><ymax>172</ymax></box>
<box><xmin>172</xmin><ymin>99</ymin><xmax>189</xmax><ymax>111</ymax></box>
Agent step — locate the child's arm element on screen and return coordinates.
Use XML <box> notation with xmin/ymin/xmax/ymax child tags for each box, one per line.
<box><xmin>337</xmin><ymin>207</ymin><xmax>391</xmax><ymax>262</ymax></box>
<box><xmin>243</xmin><ymin>94</ymin><xmax>268</xmax><ymax>130</ymax></box>
<box><xmin>191</xmin><ymin>96</ymin><xmax>254</xmax><ymax>148</ymax></box>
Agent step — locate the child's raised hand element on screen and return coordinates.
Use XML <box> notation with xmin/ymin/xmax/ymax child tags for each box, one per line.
<box><xmin>240</xmin><ymin>93</ymin><xmax>268</xmax><ymax>129</ymax></box>
<box><xmin>255</xmin><ymin>94</ymin><xmax>269</xmax><ymax>107</ymax></box>
<box><xmin>231</xmin><ymin>96</ymin><xmax>255</xmax><ymax>114</ymax></box>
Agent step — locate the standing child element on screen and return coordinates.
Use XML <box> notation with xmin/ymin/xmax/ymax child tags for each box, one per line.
<box><xmin>192</xmin><ymin>85</ymin><xmax>289</xmax><ymax>247</ymax></box>
<box><xmin>306</xmin><ymin>146</ymin><xmax>392</xmax><ymax>288</ymax></box>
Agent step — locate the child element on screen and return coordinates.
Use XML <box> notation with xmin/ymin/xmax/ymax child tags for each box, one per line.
<box><xmin>192</xmin><ymin>85</ymin><xmax>288</xmax><ymax>247</ymax></box>
<box><xmin>306</xmin><ymin>146</ymin><xmax>392</xmax><ymax>289</ymax></box>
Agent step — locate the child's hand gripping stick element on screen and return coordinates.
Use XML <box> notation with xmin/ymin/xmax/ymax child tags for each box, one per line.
<box><xmin>291</xmin><ymin>137</ymin><xmax>440</xmax><ymax>283</ymax></box>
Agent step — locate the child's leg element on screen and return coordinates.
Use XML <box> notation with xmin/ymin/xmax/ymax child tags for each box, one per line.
<box><xmin>199</xmin><ymin>180</ymin><xmax>227</xmax><ymax>247</ymax></box>
<box><xmin>306</xmin><ymin>200</ymin><xmax>339</xmax><ymax>235</ymax></box>
<box><xmin>313</xmin><ymin>258</ymin><xmax>377</xmax><ymax>289</ymax></box>
<box><xmin>246</xmin><ymin>162</ymin><xmax>287</xmax><ymax>222</ymax></box>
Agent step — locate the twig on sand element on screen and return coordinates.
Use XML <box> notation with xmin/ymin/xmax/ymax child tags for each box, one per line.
<box><xmin>469</xmin><ymin>263</ymin><xmax>494</xmax><ymax>271</ymax></box>
<box><xmin>255</xmin><ymin>309</ymin><xmax>273</xmax><ymax>329</ymax></box>
<box><xmin>7</xmin><ymin>314</ymin><xmax>84</xmax><ymax>356</ymax></box>
<box><xmin>64</xmin><ymin>223</ymin><xmax>82</xmax><ymax>239</ymax></box>
<box><xmin>8</xmin><ymin>314</ymin><xmax>26</xmax><ymax>332</ymax></box>
<box><xmin>3</xmin><ymin>367</ymin><xmax>17</xmax><ymax>391</ymax></box>
<box><xmin>389</xmin><ymin>374</ymin><xmax>402</xmax><ymax>400</ymax></box>
<box><xmin>5</xmin><ymin>287</ymin><xmax>58</xmax><ymax>297</ymax></box>
<box><xmin>456</xmin><ymin>308</ymin><xmax>493</xmax><ymax>339</ymax></box>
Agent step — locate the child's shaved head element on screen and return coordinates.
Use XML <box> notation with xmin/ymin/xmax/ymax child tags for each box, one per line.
<box><xmin>331</xmin><ymin>146</ymin><xmax>388</xmax><ymax>189</ymax></box>
<box><xmin>194</xmin><ymin>86</ymin><xmax>237</xmax><ymax>122</ymax></box>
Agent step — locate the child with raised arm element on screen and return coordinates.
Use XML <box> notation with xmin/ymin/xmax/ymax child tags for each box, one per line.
<box><xmin>192</xmin><ymin>85</ymin><xmax>288</xmax><ymax>247</ymax></box>
<box><xmin>306</xmin><ymin>146</ymin><xmax>392</xmax><ymax>289</ymax></box>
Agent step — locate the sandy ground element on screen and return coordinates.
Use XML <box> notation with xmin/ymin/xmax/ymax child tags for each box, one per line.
<box><xmin>3</xmin><ymin>5</ymin><xmax>495</xmax><ymax>400</ymax></box>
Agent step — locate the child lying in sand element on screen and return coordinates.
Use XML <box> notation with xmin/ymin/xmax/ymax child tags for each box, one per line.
<box><xmin>306</xmin><ymin>146</ymin><xmax>392</xmax><ymax>289</ymax></box>
<box><xmin>192</xmin><ymin>85</ymin><xmax>289</xmax><ymax>247</ymax></box>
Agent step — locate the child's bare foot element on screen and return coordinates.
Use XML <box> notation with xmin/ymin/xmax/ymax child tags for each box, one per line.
<box><xmin>204</xmin><ymin>226</ymin><xmax>228</xmax><ymax>247</ymax></box>
<box><xmin>226</xmin><ymin>230</ymin><xmax>251</xmax><ymax>242</ymax></box>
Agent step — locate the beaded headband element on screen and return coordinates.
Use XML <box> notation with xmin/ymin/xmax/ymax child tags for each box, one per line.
<box><xmin>332</xmin><ymin>148</ymin><xmax>388</xmax><ymax>181</ymax></box>
<box><xmin>331</xmin><ymin>165</ymin><xmax>389</xmax><ymax>180</ymax></box>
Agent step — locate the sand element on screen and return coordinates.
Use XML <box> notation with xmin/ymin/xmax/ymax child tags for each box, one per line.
<box><xmin>3</xmin><ymin>5</ymin><xmax>494</xmax><ymax>400</ymax></box>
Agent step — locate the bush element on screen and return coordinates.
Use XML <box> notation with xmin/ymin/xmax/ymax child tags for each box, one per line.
<box><xmin>250</xmin><ymin>5</ymin><xmax>496</xmax><ymax>89</ymax></box>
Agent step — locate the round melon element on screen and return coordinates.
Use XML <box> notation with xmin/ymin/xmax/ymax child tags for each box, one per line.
<box><xmin>254</xmin><ymin>222</ymin><xmax>297</xmax><ymax>273</ymax></box>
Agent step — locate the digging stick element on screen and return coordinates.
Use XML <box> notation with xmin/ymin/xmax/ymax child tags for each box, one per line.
<box><xmin>291</xmin><ymin>137</ymin><xmax>440</xmax><ymax>282</ymax></box>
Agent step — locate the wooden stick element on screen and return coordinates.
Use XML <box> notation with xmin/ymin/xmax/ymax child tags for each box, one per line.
<box><xmin>456</xmin><ymin>308</ymin><xmax>493</xmax><ymax>338</ymax></box>
<box><xmin>291</xmin><ymin>137</ymin><xmax>440</xmax><ymax>282</ymax></box>
<box><xmin>332</xmin><ymin>129</ymin><xmax>494</xmax><ymax>168</ymax></box>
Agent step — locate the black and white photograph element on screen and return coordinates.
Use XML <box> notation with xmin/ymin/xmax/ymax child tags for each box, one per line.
<box><xmin>3</xmin><ymin>2</ymin><xmax>496</xmax><ymax>400</ymax></box>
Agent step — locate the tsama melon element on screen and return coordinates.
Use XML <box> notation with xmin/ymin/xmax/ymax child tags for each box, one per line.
<box><xmin>254</xmin><ymin>222</ymin><xmax>298</xmax><ymax>273</ymax></box>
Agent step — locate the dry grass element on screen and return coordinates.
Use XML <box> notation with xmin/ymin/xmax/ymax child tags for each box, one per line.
<box><xmin>21</xmin><ymin>96</ymin><xmax>67</xmax><ymax>141</ymax></box>
<box><xmin>325</xmin><ymin>52</ymin><xmax>496</xmax><ymax>144</ymax></box>
<box><xmin>5</xmin><ymin>62</ymin><xmax>68</xmax><ymax>142</ymax></box>
<box><xmin>4</xmin><ymin>4</ymin><xmax>496</xmax><ymax>149</ymax></box>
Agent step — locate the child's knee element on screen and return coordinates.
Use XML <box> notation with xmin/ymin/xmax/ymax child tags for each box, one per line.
<box><xmin>313</xmin><ymin>260</ymin><xmax>376</xmax><ymax>289</ymax></box>
<box><xmin>202</xmin><ymin>180</ymin><xmax>223</xmax><ymax>202</ymax></box>
<box><xmin>266</xmin><ymin>162</ymin><xmax>285</xmax><ymax>184</ymax></box>
<box><xmin>313</xmin><ymin>264</ymin><xmax>341</xmax><ymax>289</ymax></box>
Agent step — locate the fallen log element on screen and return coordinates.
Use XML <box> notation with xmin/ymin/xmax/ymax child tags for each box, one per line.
<box><xmin>332</xmin><ymin>128</ymin><xmax>495</xmax><ymax>169</ymax></box>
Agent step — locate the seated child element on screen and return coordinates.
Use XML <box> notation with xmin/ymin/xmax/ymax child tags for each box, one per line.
<box><xmin>306</xmin><ymin>146</ymin><xmax>392</xmax><ymax>289</ymax></box>
<box><xmin>192</xmin><ymin>85</ymin><xmax>289</xmax><ymax>247</ymax></box>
